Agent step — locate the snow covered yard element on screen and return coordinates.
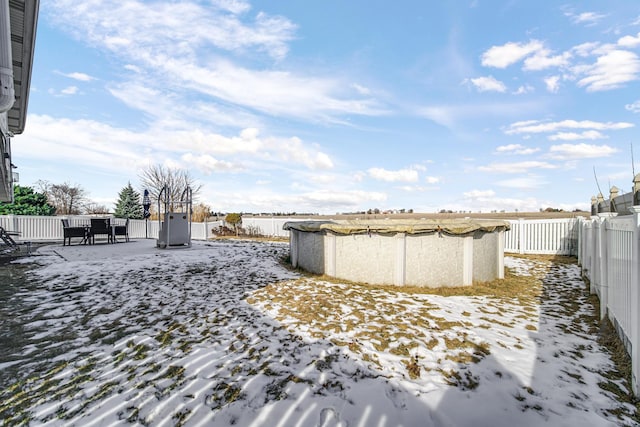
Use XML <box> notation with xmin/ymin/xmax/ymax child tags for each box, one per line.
<box><xmin>0</xmin><ymin>239</ymin><xmax>637</xmax><ymax>426</ymax></box>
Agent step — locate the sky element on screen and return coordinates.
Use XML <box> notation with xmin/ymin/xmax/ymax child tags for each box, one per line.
<box><xmin>12</xmin><ymin>0</ymin><xmax>640</xmax><ymax>214</ymax></box>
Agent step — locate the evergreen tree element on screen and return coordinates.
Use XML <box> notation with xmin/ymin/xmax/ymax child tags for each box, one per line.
<box><xmin>114</xmin><ymin>182</ymin><xmax>143</xmax><ymax>219</ymax></box>
<box><xmin>0</xmin><ymin>185</ymin><xmax>56</xmax><ymax>215</ymax></box>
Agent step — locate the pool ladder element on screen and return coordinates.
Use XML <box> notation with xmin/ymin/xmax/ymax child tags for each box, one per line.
<box><xmin>0</xmin><ymin>225</ymin><xmax>17</xmax><ymax>251</ymax></box>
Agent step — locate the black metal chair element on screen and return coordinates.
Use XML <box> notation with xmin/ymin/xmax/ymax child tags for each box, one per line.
<box><xmin>90</xmin><ymin>218</ymin><xmax>113</xmax><ymax>244</ymax></box>
<box><xmin>61</xmin><ymin>219</ymin><xmax>88</xmax><ymax>246</ymax></box>
<box><xmin>113</xmin><ymin>218</ymin><xmax>129</xmax><ymax>242</ymax></box>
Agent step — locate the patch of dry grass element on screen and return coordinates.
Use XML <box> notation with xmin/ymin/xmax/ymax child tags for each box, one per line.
<box><xmin>597</xmin><ymin>317</ymin><xmax>640</xmax><ymax>423</ymax></box>
<box><xmin>248</xmin><ymin>256</ymin><xmax>551</xmax><ymax>384</ymax></box>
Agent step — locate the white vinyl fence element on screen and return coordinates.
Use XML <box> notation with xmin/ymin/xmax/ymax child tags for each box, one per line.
<box><xmin>241</xmin><ymin>217</ymin><xmax>316</xmax><ymax>237</ymax></box>
<box><xmin>579</xmin><ymin>210</ymin><xmax>640</xmax><ymax>395</ymax></box>
<box><xmin>241</xmin><ymin>216</ymin><xmax>581</xmax><ymax>256</ymax></box>
<box><xmin>504</xmin><ymin>218</ymin><xmax>580</xmax><ymax>256</ymax></box>
<box><xmin>0</xmin><ymin>215</ymin><xmax>222</xmax><ymax>242</ymax></box>
<box><xmin>0</xmin><ymin>215</ymin><xmax>580</xmax><ymax>253</ymax></box>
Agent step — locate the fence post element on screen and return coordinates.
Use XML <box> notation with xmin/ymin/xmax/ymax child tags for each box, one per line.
<box><xmin>577</xmin><ymin>218</ymin><xmax>582</xmax><ymax>265</ymax></box>
<box><xmin>597</xmin><ymin>213</ymin><xmax>617</xmax><ymax>320</ymax></box>
<box><xmin>599</xmin><ymin>218</ymin><xmax>609</xmax><ymax>320</ymax></box>
<box><xmin>518</xmin><ymin>218</ymin><xmax>525</xmax><ymax>254</ymax></box>
<box><xmin>591</xmin><ymin>219</ymin><xmax>600</xmax><ymax>296</ymax></box>
<box><xmin>629</xmin><ymin>206</ymin><xmax>640</xmax><ymax>395</ymax></box>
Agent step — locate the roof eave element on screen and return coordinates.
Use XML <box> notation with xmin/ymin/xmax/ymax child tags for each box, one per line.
<box><xmin>8</xmin><ymin>0</ymin><xmax>40</xmax><ymax>135</ymax></box>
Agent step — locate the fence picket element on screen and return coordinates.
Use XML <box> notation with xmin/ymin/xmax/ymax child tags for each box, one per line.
<box><xmin>579</xmin><ymin>212</ymin><xmax>639</xmax><ymax>395</ymax></box>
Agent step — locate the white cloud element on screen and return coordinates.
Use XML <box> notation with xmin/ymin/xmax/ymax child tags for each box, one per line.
<box><xmin>523</xmin><ymin>50</ymin><xmax>571</xmax><ymax>71</ymax></box>
<box><xmin>618</xmin><ymin>32</ymin><xmax>640</xmax><ymax>48</ymax></box>
<box><xmin>418</xmin><ymin>101</ymin><xmax>544</xmax><ymax>129</ymax></box>
<box><xmin>269</xmin><ymin>136</ymin><xmax>335</xmax><ymax>170</ymax></box>
<box><xmin>368</xmin><ymin>167</ymin><xmax>419</xmax><ymax>182</ymax></box>
<box><xmin>479</xmin><ymin>36</ymin><xmax>638</xmax><ymax>93</ymax></box>
<box><xmin>352</xmin><ymin>171</ymin><xmax>366</xmax><ymax>183</ymax></box>
<box><xmin>505</xmin><ymin>119</ymin><xmax>634</xmax><ymax>135</ymax></box>
<box><xmin>17</xmin><ymin>115</ymin><xmax>152</xmax><ymax>173</ymax></box>
<box><xmin>108</xmin><ymin>81</ymin><xmax>260</xmax><ymax>129</ymax></box>
<box><xmin>167</xmin><ymin>60</ymin><xmax>388</xmax><ymax>122</ymax></box>
<box><xmin>463</xmin><ymin>189</ymin><xmax>495</xmax><ymax>198</ymax></box>
<box><xmin>47</xmin><ymin>0</ymin><xmax>387</xmax><ymax>123</ymax></box>
<box><xmin>64</xmin><ymin>0</ymin><xmax>295</xmax><ymax>60</ymax></box>
<box><xmin>180</xmin><ymin>153</ymin><xmax>241</xmax><ymax>174</ymax></box>
<box><xmin>468</xmin><ymin>76</ymin><xmax>507</xmax><ymax>93</ymax></box>
<box><xmin>459</xmin><ymin>190</ymin><xmax>544</xmax><ymax>212</ymax></box>
<box><xmin>548</xmin><ymin>143</ymin><xmax>618</xmax><ymax>159</ymax></box>
<box><xmin>571</xmin><ymin>42</ymin><xmax>601</xmax><ymax>57</ymax></box>
<box><xmin>211</xmin><ymin>0</ymin><xmax>251</xmax><ymax>14</ymax></box>
<box><xmin>495</xmin><ymin>144</ymin><xmax>540</xmax><ymax>155</ymax></box>
<box><xmin>548</xmin><ymin>130</ymin><xmax>607</xmax><ymax>141</ymax></box>
<box><xmin>17</xmin><ymin>115</ymin><xmax>334</xmax><ymax>179</ymax></box>
<box><xmin>301</xmin><ymin>190</ymin><xmax>387</xmax><ymax>207</ymax></box>
<box><xmin>495</xmin><ymin>177</ymin><xmax>546</xmax><ymax>190</ymax></box>
<box><xmin>397</xmin><ymin>185</ymin><xmax>436</xmax><ymax>192</ymax></box>
<box><xmin>309</xmin><ymin>174</ymin><xmax>336</xmax><ymax>185</ymax></box>
<box><xmin>61</xmin><ymin>86</ymin><xmax>79</xmax><ymax>95</ymax></box>
<box><xmin>425</xmin><ymin>176</ymin><xmax>440</xmax><ymax>184</ymax></box>
<box><xmin>351</xmin><ymin>83</ymin><xmax>371</xmax><ymax>95</ymax></box>
<box><xmin>566</xmin><ymin>11</ymin><xmax>607</xmax><ymax>26</ymax></box>
<box><xmin>575</xmin><ymin>50</ymin><xmax>640</xmax><ymax>91</ymax></box>
<box><xmin>625</xmin><ymin>100</ymin><xmax>640</xmax><ymax>113</ymax></box>
<box><xmin>544</xmin><ymin>75</ymin><xmax>561</xmax><ymax>93</ymax></box>
<box><xmin>60</xmin><ymin>71</ymin><xmax>96</xmax><ymax>81</ymax></box>
<box><xmin>481</xmin><ymin>40</ymin><xmax>544</xmax><ymax>68</ymax></box>
<box><xmin>215</xmin><ymin>188</ymin><xmax>387</xmax><ymax>213</ymax></box>
<box><xmin>419</xmin><ymin>106</ymin><xmax>456</xmax><ymax>127</ymax></box>
<box><xmin>512</xmin><ymin>85</ymin><xmax>534</xmax><ymax>95</ymax></box>
<box><xmin>478</xmin><ymin>161</ymin><xmax>556</xmax><ymax>174</ymax></box>
<box><xmin>123</xmin><ymin>64</ymin><xmax>142</xmax><ymax>73</ymax></box>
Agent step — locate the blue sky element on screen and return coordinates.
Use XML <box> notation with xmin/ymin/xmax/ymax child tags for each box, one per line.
<box><xmin>14</xmin><ymin>0</ymin><xmax>640</xmax><ymax>214</ymax></box>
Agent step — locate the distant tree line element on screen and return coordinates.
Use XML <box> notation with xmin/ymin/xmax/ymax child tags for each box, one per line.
<box><xmin>0</xmin><ymin>164</ymin><xmax>217</xmax><ymax>221</ymax></box>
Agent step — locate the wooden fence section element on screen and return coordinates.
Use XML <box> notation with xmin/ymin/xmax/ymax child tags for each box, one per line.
<box><xmin>579</xmin><ymin>211</ymin><xmax>640</xmax><ymax>395</ymax></box>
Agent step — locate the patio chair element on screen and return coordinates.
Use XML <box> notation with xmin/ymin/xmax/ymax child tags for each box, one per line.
<box><xmin>0</xmin><ymin>225</ymin><xmax>18</xmax><ymax>250</ymax></box>
<box><xmin>113</xmin><ymin>218</ymin><xmax>129</xmax><ymax>242</ymax></box>
<box><xmin>61</xmin><ymin>219</ymin><xmax>88</xmax><ymax>246</ymax></box>
<box><xmin>90</xmin><ymin>218</ymin><xmax>113</xmax><ymax>244</ymax></box>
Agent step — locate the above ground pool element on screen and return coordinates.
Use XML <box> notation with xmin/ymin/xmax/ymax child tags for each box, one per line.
<box><xmin>283</xmin><ymin>219</ymin><xmax>510</xmax><ymax>288</ymax></box>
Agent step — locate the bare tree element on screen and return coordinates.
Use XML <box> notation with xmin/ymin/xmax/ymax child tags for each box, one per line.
<box><xmin>191</xmin><ymin>202</ymin><xmax>212</xmax><ymax>222</ymax></box>
<box><xmin>138</xmin><ymin>164</ymin><xmax>202</xmax><ymax>205</ymax></box>
<box><xmin>36</xmin><ymin>180</ymin><xmax>89</xmax><ymax>215</ymax></box>
<box><xmin>85</xmin><ymin>202</ymin><xmax>110</xmax><ymax>215</ymax></box>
